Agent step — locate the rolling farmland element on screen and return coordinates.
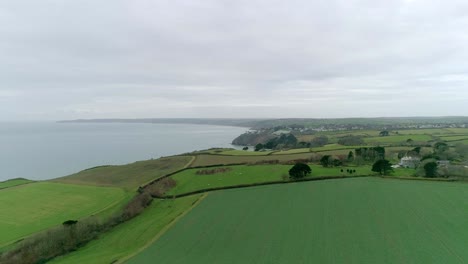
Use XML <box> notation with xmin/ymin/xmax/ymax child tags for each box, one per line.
<box><xmin>128</xmin><ymin>177</ymin><xmax>468</xmax><ymax>264</ymax></box>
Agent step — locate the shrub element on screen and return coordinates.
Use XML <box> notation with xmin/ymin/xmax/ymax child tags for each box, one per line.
<box><xmin>289</xmin><ymin>163</ymin><xmax>312</xmax><ymax>179</ymax></box>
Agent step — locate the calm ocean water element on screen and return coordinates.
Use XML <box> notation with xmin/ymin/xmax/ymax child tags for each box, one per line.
<box><xmin>0</xmin><ymin>122</ymin><xmax>247</xmax><ymax>181</ymax></box>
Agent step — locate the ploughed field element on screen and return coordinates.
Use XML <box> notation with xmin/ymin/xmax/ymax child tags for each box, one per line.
<box><xmin>128</xmin><ymin>177</ymin><xmax>468</xmax><ymax>264</ymax></box>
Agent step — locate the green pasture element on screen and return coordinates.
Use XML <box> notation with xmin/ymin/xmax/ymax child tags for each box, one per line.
<box><xmin>219</xmin><ymin>149</ymin><xmax>274</xmax><ymax>156</ymax></box>
<box><xmin>364</xmin><ymin>134</ymin><xmax>432</xmax><ymax>144</ymax></box>
<box><xmin>191</xmin><ymin>153</ymin><xmax>316</xmax><ymax>167</ymax></box>
<box><xmin>0</xmin><ymin>182</ymin><xmax>128</xmax><ymax>248</ymax></box>
<box><xmin>53</xmin><ymin>156</ymin><xmax>192</xmax><ymax>190</ymax></box>
<box><xmin>272</xmin><ymin>148</ymin><xmax>311</xmax><ymax>155</ymax></box>
<box><xmin>396</xmin><ymin>128</ymin><xmax>454</xmax><ymax>135</ymax></box>
<box><xmin>445</xmin><ymin>128</ymin><xmax>468</xmax><ymax>134</ymax></box>
<box><xmin>0</xmin><ymin>178</ymin><xmax>33</xmax><ymax>190</ymax></box>
<box><xmin>50</xmin><ymin>195</ymin><xmax>202</xmax><ymax>264</ymax></box>
<box><xmin>128</xmin><ymin>177</ymin><xmax>468</xmax><ymax>264</ymax></box>
<box><xmin>440</xmin><ymin>135</ymin><xmax>468</xmax><ymax>141</ymax></box>
<box><xmin>167</xmin><ymin>165</ymin><xmax>374</xmax><ymax>195</ymax></box>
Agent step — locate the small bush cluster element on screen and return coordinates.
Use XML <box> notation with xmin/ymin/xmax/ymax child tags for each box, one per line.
<box><xmin>146</xmin><ymin>177</ymin><xmax>177</xmax><ymax>197</ymax></box>
<box><xmin>249</xmin><ymin>160</ymin><xmax>280</xmax><ymax>165</ymax></box>
<box><xmin>196</xmin><ymin>167</ymin><xmax>232</xmax><ymax>175</ymax></box>
<box><xmin>341</xmin><ymin>169</ymin><xmax>357</xmax><ymax>174</ymax></box>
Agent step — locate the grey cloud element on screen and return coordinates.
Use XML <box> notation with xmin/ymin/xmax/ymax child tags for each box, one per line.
<box><xmin>1</xmin><ymin>0</ymin><xmax>468</xmax><ymax>120</ymax></box>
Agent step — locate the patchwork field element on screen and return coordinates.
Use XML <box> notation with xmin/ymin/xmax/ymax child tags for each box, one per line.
<box><xmin>166</xmin><ymin>165</ymin><xmax>374</xmax><ymax>195</ymax></box>
<box><xmin>0</xmin><ymin>182</ymin><xmax>128</xmax><ymax>248</ymax></box>
<box><xmin>128</xmin><ymin>177</ymin><xmax>468</xmax><ymax>264</ymax></box>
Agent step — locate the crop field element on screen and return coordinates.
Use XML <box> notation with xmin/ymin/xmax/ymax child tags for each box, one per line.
<box><xmin>0</xmin><ymin>178</ymin><xmax>33</xmax><ymax>189</ymax></box>
<box><xmin>53</xmin><ymin>155</ymin><xmax>192</xmax><ymax>190</ymax></box>
<box><xmin>128</xmin><ymin>177</ymin><xmax>468</xmax><ymax>264</ymax></box>
<box><xmin>50</xmin><ymin>195</ymin><xmax>203</xmax><ymax>264</ymax></box>
<box><xmin>167</xmin><ymin>165</ymin><xmax>375</xmax><ymax>195</ymax></box>
<box><xmin>0</xmin><ymin>182</ymin><xmax>128</xmax><ymax>248</ymax></box>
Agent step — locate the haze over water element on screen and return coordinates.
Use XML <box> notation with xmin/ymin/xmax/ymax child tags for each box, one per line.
<box><xmin>0</xmin><ymin>122</ymin><xmax>247</xmax><ymax>181</ymax></box>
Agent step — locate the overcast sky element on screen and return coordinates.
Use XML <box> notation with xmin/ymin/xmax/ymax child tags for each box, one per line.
<box><xmin>1</xmin><ymin>0</ymin><xmax>468</xmax><ymax>120</ymax></box>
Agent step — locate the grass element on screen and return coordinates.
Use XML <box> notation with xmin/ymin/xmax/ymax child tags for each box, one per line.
<box><xmin>191</xmin><ymin>153</ymin><xmax>317</xmax><ymax>167</ymax></box>
<box><xmin>396</xmin><ymin>128</ymin><xmax>454</xmax><ymax>135</ymax></box>
<box><xmin>272</xmin><ymin>148</ymin><xmax>311</xmax><ymax>155</ymax></box>
<box><xmin>364</xmin><ymin>134</ymin><xmax>433</xmax><ymax>144</ymax></box>
<box><xmin>167</xmin><ymin>164</ymin><xmax>374</xmax><ymax>195</ymax></box>
<box><xmin>127</xmin><ymin>177</ymin><xmax>468</xmax><ymax>264</ymax></box>
<box><xmin>53</xmin><ymin>156</ymin><xmax>192</xmax><ymax>190</ymax></box>
<box><xmin>440</xmin><ymin>136</ymin><xmax>468</xmax><ymax>141</ymax></box>
<box><xmin>219</xmin><ymin>150</ymin><xmax>274</xmax><ymax>155</ymax></box>
<box><xmin>0</xmin><ymin>182</ymin><xmax>128</xmax><ymax>248</ymax></box>
<box><xmin>49</xmin><ymin>195</ymin><xmax>203</xmax><ymax>264</ymax></box>
<box><xmin>0</xmin><ymin>178</ymin><xmax>34</xmax><ymax>189</ymax></box>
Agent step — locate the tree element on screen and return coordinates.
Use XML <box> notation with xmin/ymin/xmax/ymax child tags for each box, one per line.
<box><xmin>289</xmin><ymin>163</ymin><xmax>312</xmax><ymax>179</ymax></box>
<box><xmin>434</xmin><ymin>142</ymin><xmax>449</xmax><ymax>154</ymax></box>
<box><xmin>379</xmin><ymin>130</ymin><xmax>389</xmax><ymax>137</ymax></box>
<box><xmin>347</xmin><ymin>151</ymin><xmax>354</xmax><ymax>162</ymax></box>
<box><xmin>254</xmin><ymin>143</ymin><xmax>263</xmax><ymax>151</ymax></box>
<box><xmin>372</xmin><ymin>159</ymin><xmax>393</xmax><ymax>175</ymax></box>
<box><xmin>320</xmin><ymin>155</ymin><xmax>332</xmax><ymax>167</ymax></box>
<box><xmin>423</xmin><ymin>162</ymin><xmax>438</xmax><ymax>178</ymax></box>
<box><xmin>310</xmin><ymin>135</ymin><xmax>329</xmax><ymax>147</ymax></box>
<box><xmin>338</xmin><ymin>135</ymin><xmax>364</xmax><ymax>146</ymax></box>
<box><xmin>242</xmin><ymin>146</ymin><xmax>249</xmax><ymax>151</ymax></box>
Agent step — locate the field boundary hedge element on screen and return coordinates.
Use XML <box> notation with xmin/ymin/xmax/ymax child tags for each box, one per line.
<box><xmin>380</xmin><ymin>176</ymin><xmax>457</xmax><ymax>182</ymax></box>
<box><xmin>153</xmin><ymin>175</ymin><xmax>370</xmax><ymax>199</ymax></box>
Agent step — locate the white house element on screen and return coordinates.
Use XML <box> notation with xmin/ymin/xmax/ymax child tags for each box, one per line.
<box><xmin>399</xmin><ymin>156</ymin><xmax>420</xmax><ymax>169</ymax></box>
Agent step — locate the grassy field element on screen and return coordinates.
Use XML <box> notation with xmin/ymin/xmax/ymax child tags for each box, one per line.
<box><xmin>219</xmin><ymin>150</ymin><xmax>274</xmax><ymax>155</ymax></box>
<box><xmin>53</xmin><ymin>156</ymin><xmax>192</xmax><ymax>190</ymax></box>
<box><xmin>0</xmin><ymin>178</ymin><xmax>34</xmax><ymax>189</ymax></box>
<box><xmin>364</xmin><ymin>134</ymin><xmax>433</xmax><ymax>144</ymax></box>
<box><xmin>396</xmin><ymin>128</ymin><xmax>454</xmax><ymax>135</ymax></box>
<box><xmin>167</xmin><ymin>165</ymin><xmax>377</xmax><ymax>196</ymax></box>
<box><xmin>0</xmin><ymin>182</ymin><xmax>128</xmax><ymax>248</ymax></box>
<box><xmin>50</xmin><ymin>195</ymin><xmax>202</xmax><ymax>264</ymax></box>
<box><xmin>440</xmin><ymin>135</ymin><xmax>468</xmax><ymax>141</ymax></box>
<box><xmin>128</xmin><ymin>177</ymin><xmax>468</xmax><ymax>264</ymax></box>
<box><xmin>190</xmin><ymin>153</ymin><xmax>319</xmax><ymax>167</ymax></box>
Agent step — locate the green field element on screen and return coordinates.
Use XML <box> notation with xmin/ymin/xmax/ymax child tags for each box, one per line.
<box><xmin>53</xmin><ymin>156</ymin><xmax>192</xmax><ymax>190</ymax></box>
<box><xmin>364</xmin><ymin>134</ymin><xmax>433</xmax><ymax>144</ymax></box>
<box><xmin>190</xmin><ymin>153</ymin><xmax>318</xmax><ymax>167</ymax></box>
<box><xmin>50</xmin><ymin>195</ymin><xmax>203</xmax><ymax>264</ymax></box>
<box><xmin>440</xmin><ymin>135</ymin><xmax>468</xmax><ymax>141</ymax></box>
<box><xmin>219</xmin><ymin>150</ymin><xmax>274</xmax><ymax>155</ymax></box>
<box><xmin>0</xmin><ymin>178</ymin><xmax>33</xmax><ymax>189</ymax></box>
<box><xmin>0</xmin><ymin>182</ymin><xmax>128</xmax><ymax>248</ymax></box>
<box><xmin>128</xmin><ymin>177</ymin><xmax>468</xmax><ymax>263</ymax></box>
<box><xmin>167</xmin><ymin>165</ymin><xmax>374</xmax><ymax>196</ymax></box>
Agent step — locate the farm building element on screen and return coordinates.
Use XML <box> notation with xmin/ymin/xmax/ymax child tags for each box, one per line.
<box><xmin>399</xmin><ymin>156</ymin><xmax>420</xmax><ymax>169</ymax></box>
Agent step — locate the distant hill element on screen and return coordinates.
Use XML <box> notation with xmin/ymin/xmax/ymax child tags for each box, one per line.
<box><xmin>59</xmin><ymin>116</ymin><xmax>468</xmax><ymax>130</ymax></box>
<box><xmin>58</xmin><ymin>118</ymin><xmax>262</xmax><ymax>127</ymax></box>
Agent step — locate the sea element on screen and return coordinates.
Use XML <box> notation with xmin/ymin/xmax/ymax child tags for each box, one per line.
<box><xmin>0</xmin><ymin>122</ymin><xmax>248</xmax><ymax>181</ymax></box>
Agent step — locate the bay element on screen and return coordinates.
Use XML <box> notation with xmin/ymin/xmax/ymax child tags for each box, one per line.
<box><xmin>0</xmin><ymin>122</ymin><xmax>247</xmax><ymax>181</ymax></box>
